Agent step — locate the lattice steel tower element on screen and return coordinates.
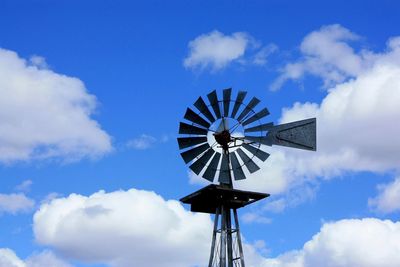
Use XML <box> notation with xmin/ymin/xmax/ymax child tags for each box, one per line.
<box><xmin>177</xmin><ymin>89</ymin><xmax>316</xmax><ymax>267</ymax></box>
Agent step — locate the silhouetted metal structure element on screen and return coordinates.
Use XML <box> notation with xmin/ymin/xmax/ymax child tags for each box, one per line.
<box><xmin>178</xmin><ymin>89</ymin><xmax>316</xmax><ymax>267</ymax></box>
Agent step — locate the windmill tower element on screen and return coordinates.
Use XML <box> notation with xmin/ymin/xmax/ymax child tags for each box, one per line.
<box><xmin>177</xmin><ymin>89</ymin><xmax>316</xmax><ymax>267</ymax></box>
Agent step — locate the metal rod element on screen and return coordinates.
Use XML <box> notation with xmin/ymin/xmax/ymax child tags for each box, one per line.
<box><xmin>233</xmin><ymin>209</ymin><xmax>245</xmax><ymax>267</ymax></box>
<box><xmin>226</xmin><ymin>207</ymin><xmax>233</xmax><ymax>267</ymax></box>
<box><xmin>209</xmin><ymin>206</ymin><xmax>221</xmax><ymax>267</ymax></box>
<box><xmin>220</xmin><ymin>205</ymin><xmax>227</xmax><ymax>267</ymax></box>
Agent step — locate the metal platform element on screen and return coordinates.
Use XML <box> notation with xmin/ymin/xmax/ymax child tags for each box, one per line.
<box><xmin>180</xmin><ymin>184</ymin><xmax>269</xmax><ymax>214</ymax></box>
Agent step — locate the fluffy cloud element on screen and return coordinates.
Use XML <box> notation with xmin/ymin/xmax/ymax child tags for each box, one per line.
<box><xmin>270</xmin><ymin>24</ymin><xmax>399</xmax><ymax>90</ymax></box>
<box><xmin>183</xmin><ymin>30</ymin><xmax>279</xmax><ymax>72</ymax></box>
<box><xmin>0</xmin><ymin>248</ymin><xmax>24</xmax><ymax>267</ymax></box>
<box><xmin>181</xmin><ymin>25</ymin><xmax>398</xmax><ymax>215</ymax></box>
<box><xmin>0</xmin><ymin>193</ymin><xmax>35</xmax><ymax>215</ymax></box>
<box><xmin>0</xmin><ymin>249</ymin><xmax>71</xmax><ymax>267</ymax></box>
<box><xmin>32</xmin><ymin>188</ymin><xmax>278</xmax><ymax>267</ymax></box>
<box><xmin>0</xmin><ymin>48</ymin><xmax>112</xmax><ymax>163</ymax></box>
<box><xmin>31</xmin><ymin>188</ymin><xmax>400</xmax><ymax>267</ymax></box>
<box><xmin>184</xmin><ymin>30</ymin><xmax>252</xmax><ymax>71</ymax></box>
<box><xmin>184</xmin><ymin>30</ymin><xmax>277</xmax><ymax>71</ymax></box>
<box><xmin>369</xmin><ymin>177</ymin><xmax>400</xmax><ymax>214</ymax></box>
<box><xmin>33</xmin><ymin>189</ymin><xmax>212</xmax><ymax>267</ymax></box>
<box><xmin>263</xmin><ymin>218</ymin><xmax>400</xmax><ymax>267</ymax></box>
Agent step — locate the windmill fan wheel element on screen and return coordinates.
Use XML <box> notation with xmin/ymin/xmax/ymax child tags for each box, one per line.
<box><xmin>177</xmin><ymin>88</ymin><xmax>273</xmax><ymax>184</ymax></box>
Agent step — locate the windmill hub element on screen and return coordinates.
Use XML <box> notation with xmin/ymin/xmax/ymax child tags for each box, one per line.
<box><xmin>214</xmin><ymin>130</ymin><xmax>231</xmax><ymax>149</ymax></box>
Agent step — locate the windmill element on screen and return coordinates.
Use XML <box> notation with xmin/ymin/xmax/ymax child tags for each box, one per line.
<box><xmin>178</xmin><ymin>89</ymin><xmax>316</xmax><ymax>267</ymax></box>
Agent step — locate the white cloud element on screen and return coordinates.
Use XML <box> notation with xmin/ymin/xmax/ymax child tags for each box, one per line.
<box><xmin>184</xmin><ymin>30</ymin><xmax>252</xmax><ymax>71</ymax></box>
<box><xmin>0</xmin><ymin>48</ymin><xmax>112</xmax><ymax>163</ymax></box>
<box><xmin>369</xmin><ymin>177</ymin><xmax>400</xmax><ymax>214</ymax></box>
<box><xmin>262</xmin><ymin>218</ymin><xmax>400</xmax><ymax>267</ymax></box>
<box><xmin>220</xmin><ymin>25</ymin><xmax>400</xmax><ymax>213</ymax></box>
<box><xmin>126</xmin><ymin>134</ymin><xmax>157</xmax><ymax>150</ymax></box>
<box><xmin>0</xmin><ymin>248</ymin><xmax>24</xmax><ymax>267</ymax></box>
<box><xmin>0</xmin><ymin>193</ymin><xmax>35</xmax><ymax>215</ymax></box>
<box><xmin>33</xmin><ymin>189</ymin><xmax>213</xmax><ymax>267</ymax></box>
<box><xmin>15</xmin><ymin>180</ymin><xmax>33</xmax><ymax>192</ymax></box>
<box><xmin>270</xmin><ymin>24</ymin><xmax>391</xmax><ymax>90</ymax></box>
<box><xmin>32</xmin><ymin>188</ymin><xmax>281</xmax><ymax>267</ymax></box>
<box><xmin>0</xmin><ymin>249</ymin><xmax>72</xmax><ymax>267</ymax></box>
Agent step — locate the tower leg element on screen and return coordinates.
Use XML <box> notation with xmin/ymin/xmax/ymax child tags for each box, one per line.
<box><xmin>208</xmin><ymin>207</ymin><xmax>221</xmax><ymax>267</ymax></box>
<box><xmin>226</xmin><ymin>207</ymin><xmax>233</xmax><ymax>267</ymax></box>
<box><xmin>233</xmin><ymin>209</ymin><xmax>245</xmax><ymax>267</ymax></box>
<box><xmin>220</xmin><ymin>205</ymin><xmax>227</xmax><ymax>267</ymax></box>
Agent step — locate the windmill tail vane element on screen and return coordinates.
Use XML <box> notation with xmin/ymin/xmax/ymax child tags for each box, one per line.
<box><xmin>178</xmin><ymin>88</ymin><xmax>317</xmax><ymax>267</ymax></box>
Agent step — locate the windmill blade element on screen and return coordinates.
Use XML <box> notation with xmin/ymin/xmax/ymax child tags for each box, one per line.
<box><xmin>203</xmin><ymin>152</ymin><xmax>222</xmax><ymax>182</ymax></box>
<box><xmin>189</xmin><ymin>149</ymin><xmax>215</xmax><ymax>175</ymax></box>
<box><xmin>267</xmin><ymin>118</ymin><xmax>316</xmax><ymax>151</ymax></box>
<box><xmin>244</xmin><ymin>122</ymin><xmax>274</xmax><ymax>133</ymax></box>
<box><xmin>242</xmin><ymin>108</ymin><xmax>270</xmax><ymax>126</ymax></box>
<box><xmin>223</xmin><ymin>88</ymin><xmax>231</xmax><ymax>117</ymax></box>
<box><xmin>242</xmin><ymin>143</ymin><xmax>270</xmax><ymax>161</ymax></box>
<box><xmin>231</xmin><ymin>91</ymin><xmax>247</xmax><ymax>118</ymax></box>
<box><xmin>177</xmin><ymin>136</ymin><xmax>208</xmax><ymax>149</ymax></box>
<box><xmin>236</xmin><ymin>148</ymin><xmax>260</xmax><ymax>173</ymax></box>
<box><xmin>237</xmin><ymin>97</ymin><xmax>261</xmax><ymax>122</ymax></box>
<box><xmin>179</xmin><ymin>122</ymin><xmax>208</xmax><ymax>135</ymax></box>
<box><xmin>180</xmin><ymin>143</ymin><xmax>210</xmax><ymax>163</ymax></box>
<box><xmin>243</xmin><ymin>135</ymin><xmax>273</xmax><ymax>146</ymax></box>
<box><xmin>184</xmin><ymin>108</ymin><xmax>211</xmax><ymax>129</ymax></box>
<box><xmin>194</xmin><ymin>96</ymin><xmax>216</xmax><ymax>123</ymax></box>
<box><xmin>218</xmin><ymin>153</ymin><xmax>230</xmax><ymax>184</ymax></box>
<box><xmin>207</xmin><ymin>90</ymin><xmax>222</xmax><ymax>119</ymax></box>
<box><xmin>230</xmin><ymin>152</ymin><xmax>246</xmax><ymax>180</ymax></box>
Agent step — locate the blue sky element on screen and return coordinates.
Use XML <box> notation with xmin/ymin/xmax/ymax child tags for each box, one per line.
<box><xmin>1</xmin><ymin>1</ymin><xmax>400</xmax><ymax>267</ymax></box>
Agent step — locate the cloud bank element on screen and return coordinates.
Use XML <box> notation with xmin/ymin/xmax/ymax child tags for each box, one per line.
<box><xmin>31</xmin><ymin>189</ymin><xmax>400</xmax><ymax>267</ymax></box>
<box><xmin>263</xmin><ymin>218</ymin><xmax>400</xmax><ymax>267</ymax></box>
<box><xmin>226</xmin><ymin>25</ymin><xmax>400</xmax><ymax>214</ymax></box>
<box><xmin>0</xmin><ymin>48</ymin><xmax>112</xmax><ymax>163</ymax></box>
<box><xmin>33</xmin><ymin>189</ymin><xmax>212</xmax><ymax>267</ymax></box>
<box><xmin>0</xmin><ymin>249</ymin><xmax>71</xmax><ymax>267</ymax></box>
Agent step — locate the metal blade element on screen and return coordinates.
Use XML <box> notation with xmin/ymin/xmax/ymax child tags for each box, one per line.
<box><xmin>237</xmin><ymin>97</ymin><xmax>261</xmax><ymax>122</ymax></box>
<box><xmin>218</xmin><ymin>153</ymin><xmax>230</xmax><ymax>184</ymax></box>
<box><xmin>244</xmin><ymin>122</ymin><xmax>274</xmax><ymax>133</ymax></box>
<box><xmin>179</xmin><ymin>122</ymin><xmax>208</xmax><ymax>135</ymax></box>
<box><xmin>223</xmin><ymin>88</ymin><xmax>231</xmax><ymax>117</ymax></box>
<box><xmin>207</xmin><ymin>90</ymin><xmax>222</xmax><ymax>119</ymax></box>
<box><xmin>177</xmin><ymin>136</ymin><xmax>208</xmax><ymax>149</ymax></box>
<box><xmin>194</xmin><ymin>97</ymin><xmax>215</xmax><ymax>123</ymax></box>
<box><xmin>242</xmin><ymin>108</ymin><xmax>270</xmax><ymax>126</ymax></box>
<box><xmin>268</xmin><ymin>118</ymin><xmax>316</xmax><ymax>151</ymax></box>
<box><xmin>189</xmin><ymin>149</ymin><xmax>215</xmax><ymax>175</ymax></box>
<box><xmin>203</xmin><ymin>152</ymin><xmax>222</xmax><ymax>182</ymax></box>
<box><xmin>184</xmin><ymin>108</ymin><xmax>211</xmax><ymax>129</ymax></box>
<box><xmin>243</xmin><ymin>135</ymin><xmax>273</xmax><ymax>146</ymax></box>
<box><xmin>236</xmin><ymin>148</ymin><xmax>260</xmax><ymax>173</ymax></box>
<box><xmin>231</xmin><ymin>91</ymin><xmax>247</xmax><ymax>118</ymax></box>
<box><xmin>180</xmin><ymin>143</ymin><xmax>210</xmax><ymax>163</ymax></box>
<box><xmin>242</xmin><ymin>143</ymin><xmax>270</xmax><ymax>161</ymax></box>
<box><xmin>230</xmin><ymin>152</ymin><xmax>246</xmax><ymax>180</ymax></box>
